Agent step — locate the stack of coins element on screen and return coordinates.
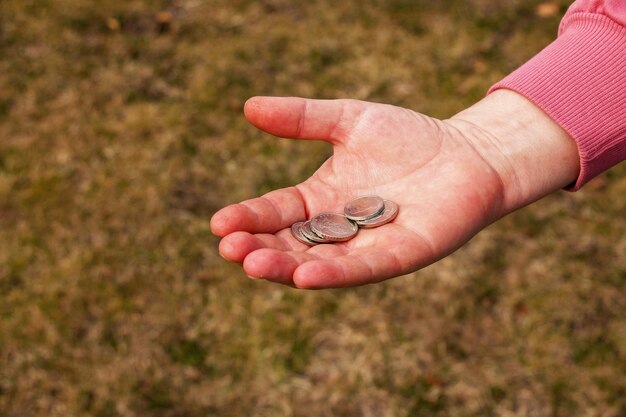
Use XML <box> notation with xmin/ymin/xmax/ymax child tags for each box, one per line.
<box><xmin>291</xmin><ymin>196</ymin><xmax>399</xmax><ymax>246</ymax></box>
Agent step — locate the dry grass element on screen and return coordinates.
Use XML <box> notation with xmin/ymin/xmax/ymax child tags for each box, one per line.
<box><xmin>1</xmin><ymin>0</ymin><xmax>625</xmax><ymax>416</ymax></box>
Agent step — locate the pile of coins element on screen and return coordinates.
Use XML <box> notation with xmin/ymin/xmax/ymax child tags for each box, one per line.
<box><xmin>291</xmin><ymin>196</ymin><xmax>399</xmax><ymax>246</ymax></box>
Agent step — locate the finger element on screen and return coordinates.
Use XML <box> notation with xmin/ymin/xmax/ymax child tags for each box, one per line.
<box><xmin>244</xmin><ymin>96</ymin><xmax>366</xmax><ymax>145</ymax></box>
<box><xmin>241</xmin><ymin>224</ymin><xmax>434</xmax><ymax>288</ymax></box>
<box><xmin>210</xmin><ymin>187</ymin><xmax>307</xmax><ymax>237</ymax></box>
<box><xmin>293</xmin><ymin>229</ymin><xmax>433</xmax><ymax>289</ymax></box>
<box><xmin>218</xmin><ymin>230</ymin><xmax>307</xmax><ymax>263</ymax></box>
<box><xmin>243</xmin><ymin>248</ymin><xmax>320</xmax><ymax>286</ymax></box>
<box><xmin>242</xmin><ymin>244</ymin><xmax>349</xmax><ymax>285</ymax></box>
<box><xmin>292</xmin><ymin>248</ymin><xmax>401</xmax><ymax>289</ymax></box>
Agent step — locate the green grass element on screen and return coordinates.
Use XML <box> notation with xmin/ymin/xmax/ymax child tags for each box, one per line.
<box><xmin>1</xmin><ymin>0</ymin><xmax>626</xmax><ymax>416</ymax></box>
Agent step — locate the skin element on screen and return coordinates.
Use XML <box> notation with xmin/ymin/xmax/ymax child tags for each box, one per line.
<box><xmin>210</xmin><ymin>89</ymin><xmax>580</xmax><ymax>289</ymax></box>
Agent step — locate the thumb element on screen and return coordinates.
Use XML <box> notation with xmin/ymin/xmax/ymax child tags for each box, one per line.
<box><xmin>243</xmin><ymin>96</ymin><xmax>366</xmax><ymax>145</ymax></box>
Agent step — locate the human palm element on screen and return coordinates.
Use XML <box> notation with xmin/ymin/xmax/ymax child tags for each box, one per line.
<box><xmin>211</xmin><ymin>96</ymin><xmax>511</xmax><ymax>288</ymax></box>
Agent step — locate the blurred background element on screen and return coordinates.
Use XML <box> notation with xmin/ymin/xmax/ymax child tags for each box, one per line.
<box><xmin>1</xmin><ymin>0</ymin><xmax>625</xmax><ymax>416</ymax></box>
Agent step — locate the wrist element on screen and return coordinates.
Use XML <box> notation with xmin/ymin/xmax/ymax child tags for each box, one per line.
<box><xmin>445</xmin><ymin>89</ymin><xmax>580</xmax><ymax>214</ymax></box>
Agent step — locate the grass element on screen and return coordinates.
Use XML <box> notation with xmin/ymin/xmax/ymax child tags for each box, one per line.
<box><xmin>1</xmin><ymin>0</ymin><xmax>626</xmax><ymax>416</ymax></box>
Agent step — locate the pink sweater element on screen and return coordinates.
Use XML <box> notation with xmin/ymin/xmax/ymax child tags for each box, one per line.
<box><xmin>489</xmin><ymin>0</ymin><xmax>626</xmax><ymax>190</ymax></box>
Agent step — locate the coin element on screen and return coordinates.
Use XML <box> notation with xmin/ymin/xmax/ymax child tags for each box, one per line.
<box><xmin>355</xmin><ymin>200</ymin><xmax>399</xmax><ymax>228</ymax></box>
<box><xmin>290</xmin><ymin>197</ymin><xmax>399</xmax><ymax>245</ymax></box>
<box><xmin>291</xmin><ymin>221</ymin><xmax>318</xmax><ymax>246</ymax></box>
<box><xmin>301</xmin><ymin>220</ymin><xmax>329</xmax><ymax>243</ymax></box>
<box><xmin>310</xmin><ymin>213</ymin><xmax>358</xmax><ymax>241</ymax></box>
<box><xmin>344</xmin><ymin>196</ymin><xmax>385</xmax><ymax>221</ymax></box>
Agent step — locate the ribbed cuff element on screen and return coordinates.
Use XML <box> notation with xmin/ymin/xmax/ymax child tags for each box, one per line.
<box><xmin>489</xmin><ymin>13</ymin><xmax>626</xmax><ymax>191</ymax></box>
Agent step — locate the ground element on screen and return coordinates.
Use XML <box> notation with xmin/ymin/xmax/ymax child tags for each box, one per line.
<box><xmin>1</xmin><ymin>0</ymin><xmax>626</xmax><ymax>416</ymax></box>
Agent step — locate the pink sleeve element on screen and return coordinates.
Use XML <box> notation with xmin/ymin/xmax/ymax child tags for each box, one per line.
<box><xmin>489</xmin><ymin>0</ymin><xmax>626</xmax><ymax>190</ymax></box>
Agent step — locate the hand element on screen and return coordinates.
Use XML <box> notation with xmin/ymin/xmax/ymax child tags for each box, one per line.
<box><xmin>210</xmin><ymin>90</ymin><xmax>579</xmax><ymax>288</ymax></box>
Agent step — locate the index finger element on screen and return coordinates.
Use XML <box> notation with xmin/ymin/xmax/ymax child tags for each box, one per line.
<box><xmin>210</xmin><ymin>187</ymin><xmax>308</xmax><ymax>237</ymax></box>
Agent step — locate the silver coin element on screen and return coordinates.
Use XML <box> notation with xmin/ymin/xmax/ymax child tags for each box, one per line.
<box><xmin>301</xmin><ymin>220</ymin><xmax>329</xmax><ymax>243</ymax></box>
<box><xmin>310</xmin><ymin>212</ymin><xmax>358</xmax><ymax>242</ymax></box>
<box><xmin>356</xmin><ymin>200</ymin><xmax>399</xmax><ymax>228</ymax></box>
<box><xmin>291</xmin><ymin>221</ymin><xmax>318</xmax><ymax>246</ymax></box>
<box><xmin>344</xmin><ymin>196</ymin><xmax>385</xmax><ymax>221</ymax></box>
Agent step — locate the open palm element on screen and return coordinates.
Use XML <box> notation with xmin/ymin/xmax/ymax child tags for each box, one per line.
<box><xmin>210</xmin><ymin>96</ymin><xmax>511</xmax><ymax>288</ymax></box>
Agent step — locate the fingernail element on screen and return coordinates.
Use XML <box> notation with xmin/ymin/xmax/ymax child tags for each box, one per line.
<box><xmin>247</xmin><ymin>274</ymin><xmax>259</xmax><ymax>280</ymax></box>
